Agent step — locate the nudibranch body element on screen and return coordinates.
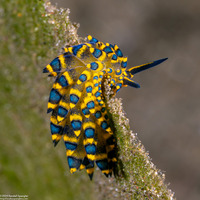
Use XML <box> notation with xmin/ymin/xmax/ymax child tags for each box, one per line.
<box><xmin>43</xmin><ymin>35</ymin><xmax>167</xmax><ymax>179</ymax></box>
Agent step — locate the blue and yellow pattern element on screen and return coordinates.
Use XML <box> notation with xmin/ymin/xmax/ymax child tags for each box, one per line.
<box><xmin>43</xmin><ymin>35</ymin><xmax>167</xmax><ymax>180</ymax></box>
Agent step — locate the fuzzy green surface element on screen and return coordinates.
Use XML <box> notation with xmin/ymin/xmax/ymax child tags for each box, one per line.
<box><xmin>0</xmin><ymin>1</ymin><xmax>93</xmax><ymax>200</ymax></box>
<box><xmin>103</xmin><ymin>81</ymin><xmax>175</xmax><ymax>200</ymax></box>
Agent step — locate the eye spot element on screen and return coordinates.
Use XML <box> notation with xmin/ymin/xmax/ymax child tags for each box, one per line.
<box><xmin>79</xmin><ymin>74</ymin><xmax>87</xmax><ymax>82</ymax></box>
<box><xmin>85</xmin><ymin>128</ymin><xmax>95</xmax><ymax>138</ymax></box>
<box><xmin>86</xmin><ymin>86</ymin><xmax>92</xmax><ymax>93</ymax></box>
<box><xmin>95</xmin><ymin>111</ymin><xmax>102</xmax><ymax>119</ymax></box>
<box><xmin>87</xmin><ymin>101</ymin><xmax>95</xmax><ymax>109</ymax></box>
<box><xmin>90</xmin><ymin>62</ymin><xmax>99</xmax><ymax>70</ymax></box>
<box><xmin>70</xmin><ymin>94</ymin><xmax>79</xmax><ymax>104</ymax></box>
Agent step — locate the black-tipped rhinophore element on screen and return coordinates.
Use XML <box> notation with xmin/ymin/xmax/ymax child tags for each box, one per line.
<box><xmin>124</xmin><ymin>58</ymin><xmax>168</xmax><ymax>88</ymax></box>
<box><xmin>127</xmin><ymin>58</ymin><xmax>168</xmax><ymax>75</ymax></box>
<box><xmin>123</xmin><ymin>77</ymin><xmax>140</xmax><ymax>88</ymax></box>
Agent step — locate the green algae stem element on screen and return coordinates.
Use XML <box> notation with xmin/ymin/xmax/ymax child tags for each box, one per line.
<box><xmin>103</xmin><ymin>79</ymin><xmax>175</xmax><ymax>200</ymax></box>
